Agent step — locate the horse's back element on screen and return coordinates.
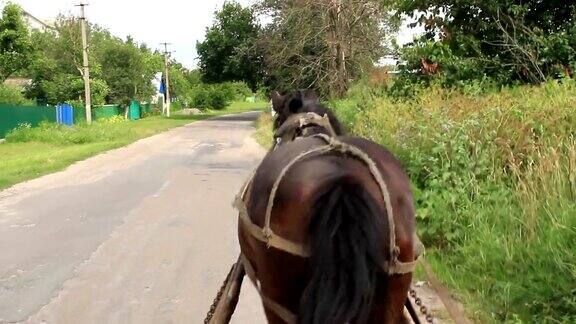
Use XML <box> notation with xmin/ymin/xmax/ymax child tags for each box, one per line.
<box><xmin>248</xmin><ymin>135</ymin><xmax>414</xmax><ymax>249</ymax></box>
<box><xmin>240</xmin><ymin>135</ymin><xmax>416</xmax><ymax>323</ymax></box>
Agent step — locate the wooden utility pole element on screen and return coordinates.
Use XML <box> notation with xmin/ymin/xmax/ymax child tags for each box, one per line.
<box><xmin>77</xmin><ymin>3</ymin><xmax>92</xmax><ymax>124</ymax></box>
<box><xmin>161</xmin><ymin>42</ymin><xmax>171</xmax><ymax>117</ymax></box>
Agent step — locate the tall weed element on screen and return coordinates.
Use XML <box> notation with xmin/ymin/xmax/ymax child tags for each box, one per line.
<box><xmin>334</xmin><ymin>79</ymin><xmax>576</xmax><ymax>322</ymax></box>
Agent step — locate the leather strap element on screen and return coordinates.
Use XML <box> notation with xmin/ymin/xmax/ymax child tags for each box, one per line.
<box><xmin>386</xmin><ymin>259</ymin><xmax>420</xmax><ymax>275</ymax></box>
<box><xmin>234</xmin><ymin>136</ymin><xmax>424</xmax><ymax>274</ymax></box>
<box><xmin>235</xmin><ymin>196</ymin><xmax>310</xmax><ymax>257</ymax></box>
<box><xmin>234</xmin><ymin>137</ymin><xmax>427</xmax><ymax>323</ymax></box>
<box><xmin>274</xmin><ymin>112</ymin><xmax>336</xmax><ymax>140</ymax></box>
<box><xmin>240</xmin><ymin>254</ymin><xmax>298</xmax><ymax>324</ymax></box>
<box><xmin>387</xmin><ymin>234</ymin><xmax>425</xmax><ymax>275</ymax></box>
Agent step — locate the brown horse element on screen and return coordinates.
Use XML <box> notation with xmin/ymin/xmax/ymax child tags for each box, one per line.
<box><xmin>214</xmin><ymin>90</ymin><xmax>421</xmax><ymax>324</ymax></box>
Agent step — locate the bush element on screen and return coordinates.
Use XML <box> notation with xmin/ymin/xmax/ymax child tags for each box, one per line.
<box><xmin>188</xmin><ymin>84</ymin><xmax>233</xmax><ymax>110</ymax></box>
<box><xmin>333</xmin><ymin>79</ymin><xmax>576</xmax><ymax>322</ymax></box>
<box><xmin>171</xmin><ymin>100</ymin><xmax>183</xmax><ymax>112</ymax></box>
<box><xmin>208</xmin><ymin>87</ymin><xmax>229</xmax><ymax>110</ymax></box>
<box><xmin>395</xmin><ymin>2</ymin><xmax>576</xmax><ymax>87</ymax></box>
<box><xmin>186</xmin><ymin>81</ymin><xmax>254</xmax><ymax>110</ymax></box>
<box><xmin>255</xmin><ymin>85</ymin><xmax>269</xmax><ymax>102</ymax></box>
<box><xmin>397</xmin><ymin>39</ymin><xmax>498</xmax><ymax>86</ymax></box>
<box><xmin>219</xmin><ymin>81</ymin><xmax>253</xmax><ymax>101</ymax></box>
<box><xmin>30</xmin><ymin>75</ymin><xmax>109</xmax><ymax>106</ymax></box>
<box><xmin>0</xmin><ymin>84</ymin><xmax>33</xmax><ymax>105</ymax></box>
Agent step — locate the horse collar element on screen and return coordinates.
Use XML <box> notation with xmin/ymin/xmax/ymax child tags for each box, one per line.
<box><xmin>274</xmin><ymin>112</ymin><xmax>337</xmax><ymax>145</ymax></box>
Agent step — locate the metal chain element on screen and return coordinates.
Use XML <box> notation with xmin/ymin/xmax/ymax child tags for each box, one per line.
<box><xmin>409</xmin><ymin>287</ymin><xmax>435</xmax><ymax>323</ymax></box>
<box><xmin>204</xmin><ymin>264</ymin><xmax>235</xmax><ymax>324</ymax></box>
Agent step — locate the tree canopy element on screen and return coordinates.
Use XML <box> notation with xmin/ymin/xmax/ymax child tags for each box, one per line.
<box><xmin>257</xmin><ymin>0</ymin><xmax>398</xmax><ymax>97</ymax></box>
<box><xmin>396</xmin><ymin>0</ymin><xmax>576</xmax><ymax>84</ymax></box>
<box><xmin>100</xmin><ymin>39</ymin><xmax>157</xmax><ymax>105</ymax></box>
<box><xmin>2</xmin><ymin>3</ymin><xmax>200</xmax><ymax>108</ymax></box>
<box><xmin>25</xmin><ymin>16</ymin><xmax>166</xmax><ymax>106</ymax></box>
<box><xmin>196</xmin><ymin>1</ymin><xmax>263</xmax><ymax>90</ymax></box>
<box><xmin>0</xmin><ymin>3</ymin><xmax>33</xmax><ymax>82</ymax></box>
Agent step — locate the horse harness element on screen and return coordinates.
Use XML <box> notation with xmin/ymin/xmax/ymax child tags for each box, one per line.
<box><xmin>274</xmin><ymin>112</ymin><xmax>337</xmax><ymax>144</ymax></box>
<box><xmin>233</xmin><ymin>113</ymin><xmax>424</xmax><ymax>324</ymax></box>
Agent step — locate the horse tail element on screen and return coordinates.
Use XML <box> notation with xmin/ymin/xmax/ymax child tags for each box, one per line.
<box><xmin>299</xmin><ymin>177</ymin><xmax>387</xmax><ymax>324</ymax></box>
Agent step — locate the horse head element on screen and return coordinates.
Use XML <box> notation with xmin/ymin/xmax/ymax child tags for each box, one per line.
<box><xmin>269</xmin><ymin>89</ymin><xmax>344</xmax><ymax>146</ymax></box>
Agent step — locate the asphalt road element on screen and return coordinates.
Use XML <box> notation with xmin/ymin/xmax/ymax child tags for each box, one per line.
<box><xmin>0</xmin><ymin>112</ymin><xmax>267</xmax><ymax>324</ymax></box>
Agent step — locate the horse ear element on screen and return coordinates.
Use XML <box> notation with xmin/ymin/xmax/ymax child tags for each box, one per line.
<box><xmin>270</xmin><ymin>91</ymin><xmax>284</xmax><ymax>113</ymax></box>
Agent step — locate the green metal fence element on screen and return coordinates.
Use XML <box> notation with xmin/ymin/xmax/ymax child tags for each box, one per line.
<box><xmin>128</xmin><ymin>101</ymin><xmax>140</xmax><ymax>120</ymax></box>
<box><xmin>72</xmin><ymin>106</ymin><xmax>86</xmax><ymax>124</ymax></box>
<box><xmin>140</xmin><ymin>103</ymin><xmax>152</xmax><ymax>115</ymax></box>
<box><xmin>73</xmin><ymin>104</ymin><xmax>123</xmax><ymax>123</ymax></box>
<box><xmin>1</xmin><ymin>102</ymin><xmax>148</xmax><ymax>139</ymax></box>
<box><xmin>0</xmin><ymin>104</ymin><xmax>56</xmax><ymax>138</ymax></box>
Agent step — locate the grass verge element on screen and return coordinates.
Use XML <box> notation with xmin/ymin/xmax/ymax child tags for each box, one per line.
<box><xmin>253</xmin><ymin>112</ymin><xmax>274</xmax><ymax>149</ymax></box>
<box><xmin>254</xmin><ymin>82</ymin><xmax>576</xmax><ymax>322</ymax></box>
<box><xmin>333</xmin><ymin>80</ymin><xmax>576</xmax><ymax>323</ymax></box>
<box><xmin>0</xmin><ymin>101</ymin><xmax>267</xmax><ymax>190</ymax></box>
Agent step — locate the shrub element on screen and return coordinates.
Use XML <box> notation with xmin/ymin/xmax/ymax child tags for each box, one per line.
<box><xmin>219</xmin><ymin>81</ymin><xmax>253</xmax><ymax>101</ymax></box>
<box><xmin>0</xmin><ymin>84</ymin><xmax>33</xmax><ymax>105</ymax></box>
<box><xmin>188</xmin><ymin>84</ymin><xmax>234</xmax><ymax>110</ymax></box>
<box><xmin>171</xmin><ymin>100</ymin><xmax>183</xmax><ymax>112</ymax></box>
<box><xmin>333</xmin><ymin>79</ymin><xmax>576</xmax><ymax>322</ymax></box>
<box><xmin>208</xmin><ymin>87</ymin><xmax>229</xmax><ymax>110</ymax></box>
<box><xmin>31</xmin><ymin>75</ymin><xmax>109</xmax><ymax>106</ymax></box>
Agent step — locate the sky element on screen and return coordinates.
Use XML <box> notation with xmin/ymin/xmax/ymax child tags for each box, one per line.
<box><xmin>1</xmin><ymin>0</ymin><xmax>259</xmax><ymax>68</ymax></box>
<box><xmin>1</xmin><ymin>0</ymin><xmax>423</xmax><ymax>69</ymax></box>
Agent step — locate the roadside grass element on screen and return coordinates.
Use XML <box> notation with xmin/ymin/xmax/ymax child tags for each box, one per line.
<box><xmin>253</xmin><ymin>81</ymin><xmax>576</xmax><ymax>322</ymax></box>
<box><xmin>0</xmin><ymin>101</ymin><xmax>267</xmax><ymax>190</ymax></box>
<box><xmin>253</xmin><ymin>112</ymin><xmax>274</xmax><ymax>149</ymax></box>
<box><xmin>336</xmin><ymin>80</ymin><xmax>576</xmax><ymax>322</ymax></box>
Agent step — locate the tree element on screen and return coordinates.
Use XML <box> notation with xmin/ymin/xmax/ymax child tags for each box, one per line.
<box><xmin>0</xmin><ymin>84</ymin><xmax>32</xmax><ymax>105</ymax></box>
<box><xmin>25</xmin><ymin>17</ymin><xmax>109</xmax><ymax>105</ymax></box>
<box><xmin>257</xmin><ymin>0</ymin><xmax>398</xmax><ymax>97</ymax></box>
<box><xmin>185</xmin><ymin>69</ymin><xmax>202</xmax><ymax>86</ymax></box>
<box><xmin>396</xmin><ymin>0</ymin><xmax>576</xmax><ymax>84</ymax></box>
<box><xmin>0</xmin><ymin>3</ymin><xmax>33</xmax><ymax>82</ymax></box>
<box><xmin>167</xmin><ymin>62</ymin><xmax>194</xmax><ymax>101</ymax></box>
<box><xmin>25</xmin><ymin>16</ymin><xmax>165</xmax><ymax>106</ymax></box>
<box><xmin>100</xmin><ymin>38</ymin><xmax>158</xmax><ymax>104</ymax></box>
<box><xmin>196</xmin><ymin>1</ymin><xmax>263</xmax><ymax>90</ymax></box>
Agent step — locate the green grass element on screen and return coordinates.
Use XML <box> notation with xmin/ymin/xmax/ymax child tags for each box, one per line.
<box><xmin>333</xmin><ymin>80</ymin><xmax>576</xmax><ymax>323</ymax></box>
<box><xmin>254</xmin><ymin>82</ymin><xmax>576</xmax><ymax>322</ymax></box>
<box><xmin>0</xmin><ymin>101</ymin><xmax>267</xmax><ymax>190</ymax></box>
<box><xmin>253</xmin><ymin>112</ymin><xmax>274</xmax><ymax>148</ymax></box>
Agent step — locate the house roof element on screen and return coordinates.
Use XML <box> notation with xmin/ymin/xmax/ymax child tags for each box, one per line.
<box><xmin>3</xmin><ymin>78</ymin><xmax>32</xmax><ymax>88</ymax></box>
<box><xmin>21</xmin><ymin>8</ymin><xmax>55</xmax><ymax>30</ymax></box>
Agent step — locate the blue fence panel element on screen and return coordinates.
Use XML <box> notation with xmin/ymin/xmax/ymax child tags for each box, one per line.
<box><xmin>56</xmin><ymin>103</ymin><xmax>74</xmax><ymax>126</ymax></box>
